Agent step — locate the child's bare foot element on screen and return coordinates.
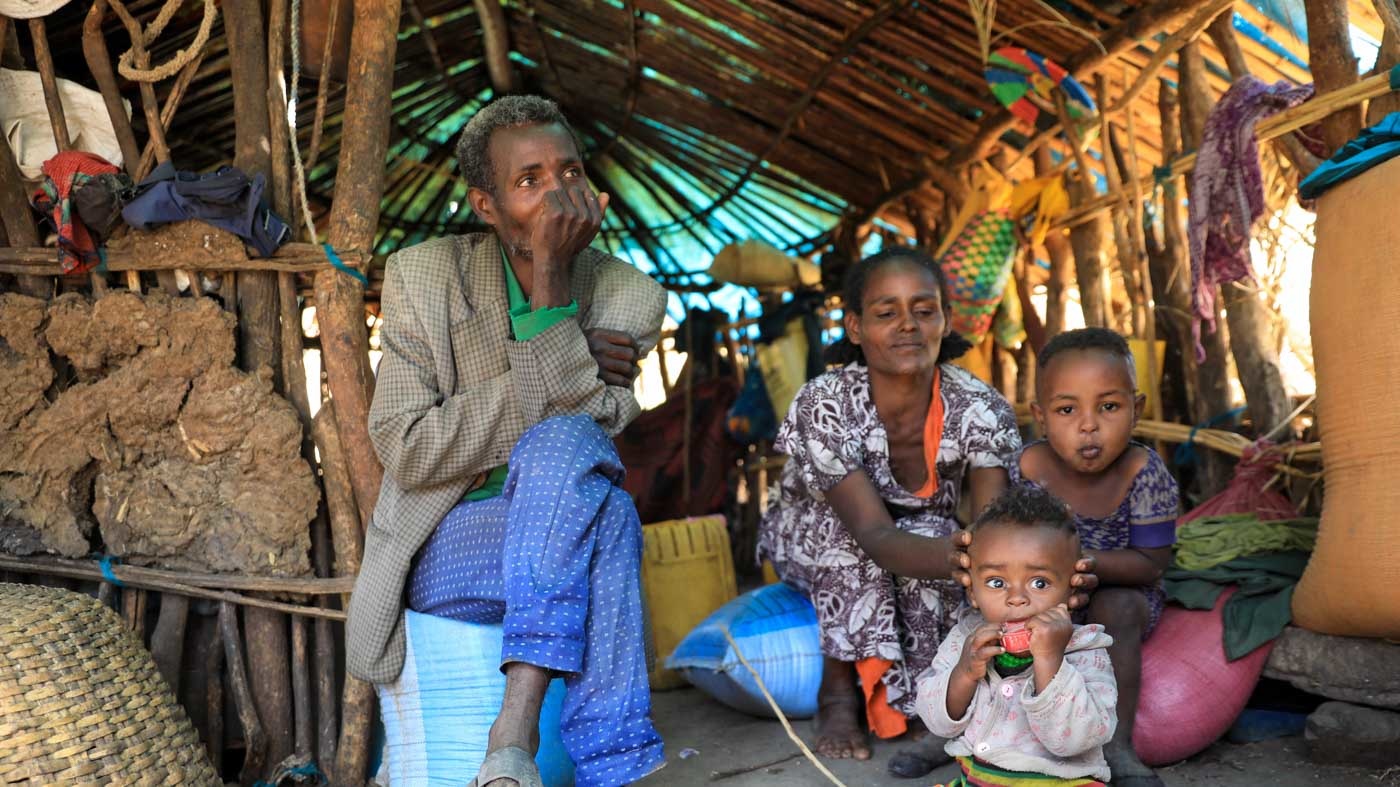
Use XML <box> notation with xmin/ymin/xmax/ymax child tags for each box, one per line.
<box><xmin>1103</xmin><ymin>741</ymin><xmax>1164</xmax><ymax>787</ymax></box>
<box><xmin>813</xmin><ymin>692</ymin><xmax>870</xmax><ymax>760</ymax></box>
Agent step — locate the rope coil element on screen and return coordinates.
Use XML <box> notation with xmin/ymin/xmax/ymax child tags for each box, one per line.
<box><xmin>109</xmin><ymin>0</ymin><xmax>219</xmax><ymax>83</ymax></box>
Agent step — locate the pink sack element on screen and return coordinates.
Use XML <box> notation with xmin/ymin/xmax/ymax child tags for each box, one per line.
<box><xmin>1133</xmin><ymin>588</ymin><xmax>1275</xmax><ymax>765</ymax></box>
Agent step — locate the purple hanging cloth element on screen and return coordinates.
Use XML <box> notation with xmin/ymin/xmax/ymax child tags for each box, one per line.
<box><xmin>1188</xmin><ymin>76</ymin><xmax>1313</xmax><ymax>361</ymax></box>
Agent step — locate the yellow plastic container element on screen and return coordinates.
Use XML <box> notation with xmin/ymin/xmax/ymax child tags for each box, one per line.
<box><xmin>640</xmin><ymin>515</ymin><xmax>738</xmax><ymax>690</ymax></box>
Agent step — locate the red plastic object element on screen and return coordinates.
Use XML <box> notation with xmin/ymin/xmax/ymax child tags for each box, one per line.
<box><xmin>1133</xmin><ymin>588</ymin><xmax>1275</xmax><ymax>766</ymax></box>
<box><xmin>1000</xmin><ymin>623</ymin><xmax>1032</xmax><ymax>654</ymax></box>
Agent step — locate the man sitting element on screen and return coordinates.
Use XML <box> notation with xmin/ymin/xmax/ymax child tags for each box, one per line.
<box><xmin>346</xmin><ymin>95</ymin><xmax>667</xmax><ymax>787</ymax></box>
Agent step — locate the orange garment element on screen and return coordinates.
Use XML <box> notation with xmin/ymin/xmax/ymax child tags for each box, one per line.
<box><xmin>859</xmin><ymin>372</ymin><xmax>944</xmax><ymax>738</ymax></box>
<box><xmin>914</xmin><ymin>370</ymin><xmax>945</xmax><ymax>498</ymax></box>
<box><xmin>855</xmin><ymin>657</ymin><xmax>908</xmax><ymax>739</ymax></box>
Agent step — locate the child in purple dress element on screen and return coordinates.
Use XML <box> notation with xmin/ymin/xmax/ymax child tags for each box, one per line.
<box><xmin>1012</xmin><ymin>328</ymin><xmax>1179</xmax><ymax>787</ymax></box>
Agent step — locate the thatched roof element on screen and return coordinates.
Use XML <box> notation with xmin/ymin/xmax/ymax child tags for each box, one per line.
<box><xmin>31</xmin><ymin>0</ymin><xmax>1383</xmax><ymax>291</ymax></box>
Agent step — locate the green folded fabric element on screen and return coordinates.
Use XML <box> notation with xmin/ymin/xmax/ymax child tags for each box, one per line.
<box><xmin>1165</xmin><ymin>550</ymin><xmax>1311</xmax><ymax>660</ymax></box>
<box><xmin>1173</xmin><ymin>513</ymin><xmax>1318</xmax><ymax>571</ymax></box>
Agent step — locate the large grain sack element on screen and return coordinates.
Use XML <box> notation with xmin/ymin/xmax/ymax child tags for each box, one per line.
<box><xmin>1294</xmin><ymin>153</ymin><xmax>1400</xmax><ymax>638</ymax></box>
<box><xmin>708</xmin><ymin>241</ymin><xmax>820</xmax><ymax>291</ymax></box>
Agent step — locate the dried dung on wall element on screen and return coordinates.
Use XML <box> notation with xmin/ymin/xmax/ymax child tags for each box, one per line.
<box><xmin>0</xmin><ymin>291</ymin><xmax>318</xmax><ymax>576</ymax></box>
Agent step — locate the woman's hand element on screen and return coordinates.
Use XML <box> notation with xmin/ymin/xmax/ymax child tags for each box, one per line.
<box><xmin>950</xmin><ymin>530</ymin><xmax>1100</xmax><ymax>609</ymax></box>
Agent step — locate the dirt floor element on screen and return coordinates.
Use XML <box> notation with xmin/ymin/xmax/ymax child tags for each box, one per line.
<box><xmin>641</xmin><ymin>687</ymin><xmax>1400</xmax><ymax>786</ymax></box>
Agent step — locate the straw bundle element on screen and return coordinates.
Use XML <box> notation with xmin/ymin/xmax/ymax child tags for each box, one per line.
<box><xmin>0</xmin><ymin>584</ymin><xmax>219</xmax><ymax>785</ymax></box>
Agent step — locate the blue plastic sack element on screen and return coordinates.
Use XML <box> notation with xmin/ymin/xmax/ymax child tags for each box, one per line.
<box><xmin>375</xmin><ymin>611</ymin><xmax>575</xmax><ymax>786</ymax></box>
<box><xmin>666</xmin><ymin>582</ymin><xmax>822</xmax><ymax>719</ymax></box>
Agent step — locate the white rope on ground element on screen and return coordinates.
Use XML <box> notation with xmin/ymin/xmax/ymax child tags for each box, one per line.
<box><xmin>721</xmin><ymin>627</ymin><xmax>851</xmax><ymax>787</ymax></box>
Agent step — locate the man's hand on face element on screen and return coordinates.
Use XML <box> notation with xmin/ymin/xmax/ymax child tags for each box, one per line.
<box><xmin>585</xmin><ymin>328</ymin><xmax>640</xmax><ymax>387</ymax></box>
<box><xmin>530</xmin><ymin>184</ymin><xmax>610</xmax><ymax>270</ymax></box>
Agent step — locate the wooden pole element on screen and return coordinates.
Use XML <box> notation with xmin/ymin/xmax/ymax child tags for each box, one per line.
<box><xmin>1057</xmin><ymin>92</ymin><xmax>1112</xmax><ymax>329</ymax></box>
<box><xmin>28</xmin><ymin>19</ymin><xmax>70</xmax><ymax>151</ymax></box>
<box><xmin>312</xmin><ymin>403</ymin><xmax>364</xmax><ymax>580</ymax></box>
<box><xmin>1306</xmin><ymin>0</ymin><xmax>1364</xmax><ymax>155</ymax></box>
<box><xmin>0</xmin><ymin>107</ymin><xmax>49</xmax><ymax>299</ymax></box>
<box><xmin>315</xmin><ymin>0</ymin><xmax>394</xmax><ymax>530</ymax></box>
<box><xmin>1179</xmin><ymin>40</ymin><xmax>1236</xmax><ymax>495</ymax></box>
<box><xmin>474</xmin><ymin>0</ymin><xmax>516</xmax><ymax>93</ymax></box>
<box><xmin>204</xmin><ymin>614</ymin><xmax>226</xmax><ymax>772</ymax></box>
<box><xmin>1200</xmin><ymin>16</ymin><xmax>1296</xmax><ymax>439</ymax></box>
<box><xmin>1096</xmin><ymin>76</ymin><xmax>1146</xmax><ymax>337</ymax></box>
<box><xmin>26</xmin><ymin>16</ymin><xmax>109</xmax><ymax>296</ymax></box>
<box><xmin>106</xmin><ymin>0</ymin><xmax>170</xmax><ymax>164</ymax></box>
<box><xmin>1149</xmin><ymin>80</ymin><xmax>1200</xmax><ymax>425</ymax></box>
<box><xmin>226</xmin><ymin>0</ymin><xmax>293</xmax><ymax>773</ymax></box>
<box><xmin>291</xmin><ymin>615</ymin><xmax>313</xmax><ymax>758</ymax></box>
<box><xmin>1368</xmin><ymin>21</ymin><xmax>1400</xmax><ymax>123</ymax></box>
<box><xmin>220</xmin><ymin>601</ymin><xmax>268</xmax><ymax>786</ymax></box>
<box><xmin>318</xmin><ymin>13</ymin><xmax>401</xmax><ymax>780</ymax></box>
<box><xmin>311</xmin><ymin>507</ymin><xmax>339</xmax><ymax>770</ymax></box>
<box><xmin>1208</xmin><ymin>10</ymin><xmax>1322</xmax><ymax>179</ymax></box>
<box><xmin>1066</xmin><ymin>172</ymin><xmax>1111</xmax><ymax>329</ymax></box>
<box><xmin>1034</xmin><ymin>148</ymin><xmax>1072</xmax><ymax>339</ymax></box>
<box><xmin>81</xmin><ymin>0</ymin><xmax>142</xmax><ymax>174</ymax></box>
<box><xmin>150</xmin><ymin>594</ymin><xmax>189</xmax><ymax>692</ymax></box>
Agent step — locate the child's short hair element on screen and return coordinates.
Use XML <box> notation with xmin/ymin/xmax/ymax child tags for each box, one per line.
<box><xmin>1037</xmin><ymin>327</ymin><xmax>1133</xmax><ymax>373</ymax></box>
<box><xmin>970</xmin><ymin>484</ymin><xmax>1078</xmax><ymax>536</ymax></box>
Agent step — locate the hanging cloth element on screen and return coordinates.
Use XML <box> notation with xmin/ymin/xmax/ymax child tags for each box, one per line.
<box><xmin>1299</xmin><ymin>110</ymin><xmax>1400</xmax><ymax>200</ymax></box>
<box><xmin>31</xmin><ymin>150</ymin><xmax>120</xmax><ymax>274</ymax></box>
<box><xmin>935</xmin><ymin>164</ymin><xmax>1019</xmax><ymax>344</ymax></box>
<box><xmin>936</xmin><ymin>166</ymin><xmax>1065</xmax><ymax>345</ymax></box>
<box><xmin>1187</xmin><ymin>77</ymin><xmax>1313</xmax><ymax>361</ymax></box>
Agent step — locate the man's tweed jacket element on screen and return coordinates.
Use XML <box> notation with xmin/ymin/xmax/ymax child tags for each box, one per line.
<box><xmin>345</xmin><ymin>232</ymin><xmax>667</xmax><ymax>683</ymax></box>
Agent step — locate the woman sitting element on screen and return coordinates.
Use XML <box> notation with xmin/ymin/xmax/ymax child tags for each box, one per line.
<box><xmin>759</xmin><ymin>247</ymin><xmax>1097</xmax><ymax>778</ymax></box>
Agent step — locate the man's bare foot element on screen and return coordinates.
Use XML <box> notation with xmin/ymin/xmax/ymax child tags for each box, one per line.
<box><xmin>479</xmin><ymin>663</ymin><xmax>548</xmax><ymax>787</ymax></box>
<box><xmin>814</xmin><ymin>692</ymin><xmax>871</xmax><ymax>760</ymax></box>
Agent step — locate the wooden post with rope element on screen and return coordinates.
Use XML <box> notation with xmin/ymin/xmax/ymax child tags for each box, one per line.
<box><xmin>314</xmin><ymin>0</ymin><xmax>403</xmax><ymax>780</ymax></box>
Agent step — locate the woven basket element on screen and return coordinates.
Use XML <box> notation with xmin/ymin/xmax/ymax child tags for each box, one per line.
<box><xmin>0</xmin><ymin>583</ymin><xmax>219</xmax><ymax>785</ymax></box>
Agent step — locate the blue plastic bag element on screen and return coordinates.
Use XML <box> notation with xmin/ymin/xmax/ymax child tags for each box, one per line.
<box><xmin>667</xmin><ymin>582</ymin><xmax>822</xmax><ymax>719</ymax></box>
<box><xmin>376</xmin><ymin>611</ymin><xmax>575</xmax><ymax>786</ymax></box>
